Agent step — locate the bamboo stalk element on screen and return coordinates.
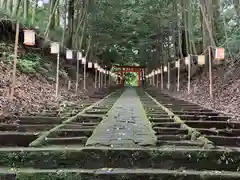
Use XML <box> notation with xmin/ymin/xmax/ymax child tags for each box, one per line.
<box><xmin>10</xmin><ymin>21</ymin><xmax>20</xmax><ymax>100</ymax></box>
<box><xmin>209</xmin><ymin>46</ymin><xmax>213</xmax><ymax>99</ymax></box>
<box><xmin>55</xmin><ymin>52</ymin><xmax>60</xmax><ymax>98</ymax></box>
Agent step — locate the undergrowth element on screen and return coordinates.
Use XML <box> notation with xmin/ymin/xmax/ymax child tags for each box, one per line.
<box><xmin>8</xmin><ymin>53</ymin><xmax>41</xmax><ymax>74</ymax></box>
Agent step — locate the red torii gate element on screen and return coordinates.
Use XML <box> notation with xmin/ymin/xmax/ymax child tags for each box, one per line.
<box><xmin>113</xmin><ymin>65</ymin><xmax>145</xmax><ymax>87</ymax></box>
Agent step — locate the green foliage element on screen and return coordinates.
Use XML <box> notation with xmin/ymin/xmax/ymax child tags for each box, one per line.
<box><xmin>8</xmin><ymin>53</ymin><xmax>41</xmax><ymax>74</ymax></box>
<box><xmin>1</xmin><ymin>0</ymin><xmax>240</xmax><ymax>70</ymax></box>
<box><xmin>124</xmin><ymin>72</ymin><xmax>138</xmax><ymax>86</ymax></box>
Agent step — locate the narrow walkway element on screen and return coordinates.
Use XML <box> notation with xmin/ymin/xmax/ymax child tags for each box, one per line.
<box><xmin>86</xmin><ymin>88</ymin><xmax>157</xmax><ymax>147</ymax></box>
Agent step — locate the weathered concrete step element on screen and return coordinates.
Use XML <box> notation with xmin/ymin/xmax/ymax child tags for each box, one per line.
<box><xmin>85</xmin><ymin>110</ymin><xmax>108</xmax><ymax>114</ymax></box>
<box><xmin>29</xmin><ymin>112</ymin><xmax>60</xmax><ymax>117</ymax></box>
<box><xmin>0</xmin><ymin>116</ymin><xmax>62</xmax><ymax>124</ymax></box>
<box><xmin>152</xmin><ymin>122</ymin><xmax>181</xmax><ymax>128</ymax></box>
<box><xmin>153</xmin><ymin>127</ymin><xmax>187</xmax><ymax>135</ymax></box>
<box><xmin>80</xmin><ymin>114</ymin><xmax>104</xmax><ymax>118</ymax></box>
<box><xmin>185</xmin><ymin>121</ymin><xmax>240</xmax><ymax>129</ymax></box>
<box><xmin>162</xmin><ymin>104</ymin><xmax>200</xmax><ymax>108</ymax></box>
<box><xmin>45</xmin><ymin>137</ymin><xmax>88</xmax><ymax>145</ymax></box>
<box><xmin>146</xmin><ymin>110</ymin><xmax>167</xmax><ymax>113</ymax></box>
<box><xmin>177</xmin><ymin>115</ymin><xmax>231</xmax><ymax>121</ymax></box>
<box><xmin>53</xmin><ymin>129</ymin><xmax>93</xmax><ymax>137</ymax></box>
<box><xmin>172</xmin><ymin>111</ymin><xmax>219</xmax><ymax>116</ymax></box>
<box><xmin>0</xmin><ymin>168</ymin><xmax>239</xmax><ymax>179</ymax></box>
<box><xmin>63</xmin><ymin>122</ymin><xmax>98</xmax><ymax>129</ymax></box>
<box><xmin>0</xmin><ymin>123</ymin><xmax>55</xmax><ymax>132</ymax></box>
<box><xmin>147</xmin><ymin>114</ymin><xmax>170</xmax><ymax>118</ymax></box>
<box><xmin>169</xmin><ymin>108</ymin><xmax>214</xmax><ymax>112</ymax></box>
<box><xmin>157</xmin><ymin>135</ymin><xmax>188</xmax><ymax>141</ymax></box>
<box><xmin>93</xmin><ymin>106</ymin><xmax>111</xmax><ymax>109</ymax></box>
<box><xmin>206</xmin><ymin>135</ymin><xmax>240</xmax><ymax>147</ymax></box>
<box><xmin>0</xmin><ymin>147</ymin><xmax>240</xmax><ymax>171</ymax></box>
<box><xmin>75</xmin><ymin>116</ymin><xmax>102</xmax><ymax>122</ymax></box>
<box><xmin>145</xmin><ymin>110</ymin><xmax>166</xmax><ymax>114</ymax></box>
<box><xmin>196</xmin><ymin>128</ymin><xmax>240</xmax><ymax>136</ymax></box>
<box><xmin>149</xmin><ymin>117</ymin><xmax>173</xmax><ymax>122</ymax></box>
<box><xmin>157</xmin><ymin>140</ymin><xmax>203</xmax><ymax>147</ymax></box>
<box><xmin>0</xmin><ymin>132</ymin><xmax>39</xmax><ymax>146</ymax></box>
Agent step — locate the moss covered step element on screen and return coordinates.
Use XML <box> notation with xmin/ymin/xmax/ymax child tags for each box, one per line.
<box><xmin>73</xmin><ymin>116</ymin><xmax>102</xmax><ymax>123</ymax></box>
<box><xmin>84</xmin><ymin>110</ymin><xmax>109</xmax><ymax>115</ymax></box>
<box><xmin>0</xmin><ymin>124</ymin><xmax>55</xmax><ymax>132</ymax></box>
<box><xmin>172</xmin><ymin>111</ymin><xmax>219</xmax><ymax>116</ymax></box>
<box><xmin>145</xmin><ymin>109</ymin><xmax>166</xmax><ymax>113</ymax></box>
<box><xmin>192</xmin><ymin>128</ymin><xmax>240</xmax><ymax>136</ymax></box>
<box><xmin>205</xmin><ymin>135</ymin><xmax>240</xmax><ymax>147</ymax></box>
<box><xmin>152</xmin><ymin>122</ymin><xmax>181</xmax><ymax>128</ymax></box>
<box><xmin>149</xmin><ymin>117</ymin><xmax>174</xmax><ymax>123</ymax></box>
<box><xmin>0</xmin><ymin>132</ymin><xmax>39</xmax><ymax>146</ymax></box>
<box><xmin>153</xmin><ymin>127</ymin><xmax>188</xmax><ymax>135</ymax></box>
<box><xmin>0</xmin><ymin>168</ymin><xmax>240</xmax><ymax>180</ymax></box>
<box><xmin>147</xmin><ymin>114</ymin><xmax>170</xmax><ymax>118</ymax></box>
<box><xmin>44</xmin><ymin>137</ymin><xmax>88</xmax><ymax>145</ymax></box>
<box><xmin>79</xmin><ymin>114</ymin><xmax>104</xmax><ymax>118</ymax></box>
<box><xmin>0</xmin><ymin>116</ymin><xmax>63</xmax><ymax>124</ymax></box>
<box><xmin>61</xmin><ymin>122</ymin><xmax>98</xmax><ymax>129</ymax></box>
<box><xmin>176</xmin><ymin>115</ymin><xmax>231</xmax><ymax>121</ymax></box>
<box><xmin>185</xmin><ymin>121</ymin><xmax>240</xmax><ymax>129</ymax></box>
<box><xmin>50</xmin><ymin>129</ymin><xmax>93</xmax><ymax>137</ymax></box>
<box><xmin>157</xmin><ymin>134</ymin><xmax>189</xmax><ymax>141</ymax></box>
<box><xmin>0</xmin><ymin>147</ymin><xmax>240</xmax><ymax>171</ymax></box>
<box><xmin>91</xmin><ymin>106</ymin><xmax>111</xmax><ymax>110</ymax></box>
<box><xmin>156</xmin><ymin>140</ymin><xmax>203</xmax><ymax>147</ymax></box>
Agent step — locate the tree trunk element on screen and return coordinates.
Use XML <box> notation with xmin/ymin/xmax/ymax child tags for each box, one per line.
<box><xmin>182</xmin><ymin>0</ymin><xmax>189</xmax><ymax>55</ymax></box>
<box><xmin>67</xmin><ymin>0</ymin><xmax>74</xmax><ymax>48</ymax></box>
<box><xmin>188</xmin><ymin>1</ymin><xmax>197</xmax><ymax>54</ymax></box>
<box><xmin>177</xmin><ymin>0</ymin><xmax>183</xmax><ymax>59</ymax></box>
<box><xmin>233</xmin><ymin>0</ymin><xmax>240</xmax><ymax>23</ymax></box>
<box><xmin>200</xmin><ymin>0</ymin><xmax>216</xmax><ymax>50</ymax></box>
<box><xmin>7</xmin><ymin>0</ymin><xmax>13</xmax><ymax>14</ymax></box>
<box><xmin>12</xmin><ymin>0</ymin><xmax>22</xmax><ymax>17</ymax></box>
<box><xmin>23</xmin><ymin>0</ymin><xmax>28</xmax><ymax>20</ymax></box>
<box><xmin>44</xmin><ymin>0</ymin><xmax>59</xmax><ymax>37</ymax></box>
<box><xmin>31</xmin><ymin>0</ymin><xmax>38</xmax><ymax>24</ymax></box>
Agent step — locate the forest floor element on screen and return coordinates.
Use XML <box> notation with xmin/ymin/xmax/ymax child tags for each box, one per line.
<box><xmin>166</xmin><ymin>61</ymin><xmax>240</xmax><ymax>117</ymax></box>
<box><xmin>0</xmin><ymin>42</ymin><xmax>96</xmax><ymax>116</ymax></box>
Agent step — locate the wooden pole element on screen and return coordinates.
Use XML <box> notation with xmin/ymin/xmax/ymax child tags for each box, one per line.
<box><xmin>161</xmin><ymin>66</ymin><xmax>163</xmax><ymax>89</ymax></box>
<box><xmin>138</xmin><ymin>70</ymin><xmax>141</xmax><ymax>87</ymax></box>
<box><xmin>153</xmin><ymin>74</ymin><xmax>155</xmax><ymax>87</ymax></box>
<box><xmin>104</xmin><ymin>71</ymin><xmax>107</xmax><ymax>88</ymax></box>
<box><xmin>94</xmin><ymin>68</ymin><xmax>97</xmax><ymax>88</ymax></box>
<box><xmin>149</xmin><ymin>76</ymin><xmax>151</xmax><ymax>86</ymax></box>
<box><xmin>10</xmin><ymin>21</ymin><xmax>20</xmax><ymax>99</ymax></box>
<box><xmin>177</xmin><ymin>60</ymin><xmax>180</xmax><ymax>91</ymax></box>
<box><xmin>108</xmin><ymin>73</ymin><xmax>111</xmax><ymax>86</ymax></box>
<box><xmin>209</xmin><ymin>46</ymin><xmax>213</xmax><ymax>99</ymax></box>
<box><xmin>188</xmin><ymin>55</ymin><xmax>191</xmax><ymax>94</ymax></box>
<box><xmin>101</xmin><ymin>71</ymin><xmax>103</xmax><ymax>88</ymax></box>
<box><xmin>83</xmin><ymin>61</ymin><xmax>86</xmax><ymax>90</ymax></box>
<box><xmin>68</xmin><ymin>80</ymin><xmax>71</xmax><ymax>90</ymax></box>
<box><xmin>55</xmin><ymin>52</ymin><xmax>60</xmax><ymax>98</ymax></box>
<box><xmin>76</xmin><ymin>57</ymin><xmax>79</xmax><ymax>93</ymax></box>
<box><xmin>98</xmin><ymin>71</ymin><xmax>101</xmax><ymax>88</ymax></box>
<box><xmin>156</xmin><ymin>73</ymin><xmax>159</xmax><ymax>88</ymax></box>
<box><xmin>167</xmin><ymin>62</ymin><xmax>170</xmax><ymax>90</ymax></box>
<box><xmin>120</xmin><ymin>68</ymin><xmax>123</xmax><ymax>87</ymax></box>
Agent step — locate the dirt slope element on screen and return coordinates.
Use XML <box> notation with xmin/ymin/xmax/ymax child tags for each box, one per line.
<box><xmin>0</xmin><ymin>43</ymin><xmax>96</xmax><ymax>116</ymax></box>
<box><xmin>167</xmin><ymin>61</ymin><xmax>240</xmax><ymax>116</ymax></box>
